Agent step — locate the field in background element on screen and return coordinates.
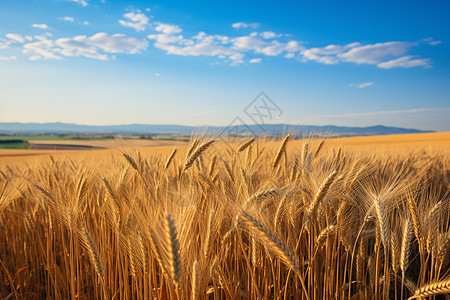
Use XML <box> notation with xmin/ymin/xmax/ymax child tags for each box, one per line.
<box><xmin>327</xmin><ymin>132</ymin><xmax>450</xmax><ymax>150</ymax></box>
<box><xmin>0</xmin><ymin>134</ymin><xmax>189</xmax><ymax>150</ymax></box>
<box><xmin>27</xmin><ymin>138</ymin><xmax>186</xmax><ymax>149</ymax></box>
<box><xmin>1</xmin><ymin>132</ymin><xmax>448</xmax><ymax>165</ymax></box>
<box><xmin>0</xmin><ymin>132</ymin><xmax>449</xmax><ymax>299</ymax></box>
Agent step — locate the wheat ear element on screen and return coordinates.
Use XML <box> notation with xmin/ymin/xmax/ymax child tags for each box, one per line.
<box><xmin>241</xmin><ymin>211</ymin><xmax>310</xmax><ymax>299</ymax></box>
<box><xmin>208</xmin><ymin>155</ymin><xmax>217</xmax><ymax>177</ymax></box>
<box><xmin>309</xmin><ymin>170</ymin><xmax>337</xmax><ymax>214</ymax></box>
<box><xmin>192</xmin><ymin>260</ymin><xmax>199</xmax><ymax>300</ymax></box>
<box><xmin>272</xmin><ymin>134</ymin><xmax>291</xmax><ymax>169</ymax></box>
<box><xmin>186</xmin><ymin>139</ymin><xmax>200</xmax><ymax>158</ymax></box>
<box><xmin>301</xmin><ymin>142</ymin><xmax>309</xmax><ymax>165</ymax></box>
<box><xmin>316</xmin><ymin>225</ymin><xmax>336</xmax><ymax>248</ymax></box>
<box><xmin>409</xmin><ymin>279</ymin><xmax>450</xmax><ymax>299</ymax></box>
<box><xmin>241</xmin><ymin>211</ymin><xmax>299</xmax><ymax>273</ymax></box>
<box><xmin>164</xmin><ymin>149</ymin><xmax>177</xmax><ymax>170</ymax></box>
<box><xmin>80</xmin><ymin>228</ymin><xmax>104</xmax><ymax>278</ymax></box>
<box><xmin>183</xmin><ymin>140</ymin><xmax>214</xmax><ymax>172</ymax></box>
<box><xmin>238</xmin><ymin>138</ymin><xmax>255</xmax><ymax>153</ymax></box>
<box><xmin>374</xmin><ymin>198</ymin><xmax>390</xmax><ymax>250</ymax></box>
<box><xmin>244</xmin><ymin>188</ymin><xmax>279</xmax><ymax>209</ymax></box>
<box><xmin>122</xmin><ymin>153</ymin><xmax>139</xmax><ymax>171</ymax></box>
<box><xmin>314</xmin><ymin>139</ymin><xmax>325</xmax><ymax>158</ymax></box>
<box><xmin>437</xmin><ymin>232</ymin><xmax>450</xmax><ymax>266</ymax></box>
<box><xmin>407</xmin><ymin>195</ymin><xmax>425</xmax><ymax>255</ymax></box>
<box><xmin>400</xmin><ymin>218</ymin><xmax>413</xmax><ymax>273</ymax></box>
<box><xmin>274</xmin><ymin>194</ymin><xmax>289</xmax><ymax>229</ymax></box>
<box><xmin>163</xmin><ymin>213</ymin><xmax>182</xmax><ymax>284</ymax></box>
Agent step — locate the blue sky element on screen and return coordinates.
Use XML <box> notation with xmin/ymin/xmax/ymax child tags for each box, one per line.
<box><xmin>0</xmin><ymin>0</ymin><xmax>449</xmax><ymax>131</ymax></box>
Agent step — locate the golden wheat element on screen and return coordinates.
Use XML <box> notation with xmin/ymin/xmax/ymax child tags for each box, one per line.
<box><xmin>0</xmin><ymin>134</ymin><xmax>448</xmax><ymax>299</ymax></box>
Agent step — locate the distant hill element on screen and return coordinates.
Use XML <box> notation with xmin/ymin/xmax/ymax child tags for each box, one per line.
<box><xmin>0</xmin><ymin>122</ymin><xmax>433</xmax><ymax>137</ymax></box>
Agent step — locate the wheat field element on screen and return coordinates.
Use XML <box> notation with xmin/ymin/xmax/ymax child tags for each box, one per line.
<box><xmin>0</xmin><ymin>134</ymin><xmax>449</xmax><ymax>299</ymax></box>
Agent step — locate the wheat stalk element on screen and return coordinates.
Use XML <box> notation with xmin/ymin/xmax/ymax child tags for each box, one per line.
<box><xmin>240</xmin><ymin>211</ymin><xmax>310</xmax><ymax>299</ymax></box>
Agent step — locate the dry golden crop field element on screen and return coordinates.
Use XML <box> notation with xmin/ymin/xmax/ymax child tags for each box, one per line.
<box><xmin>327</xmin><ymin>132</ymin><xmax>450</xmax><ymax>152</ymax></box>
<box><xmin>0</xmin><ymin>132</ymin><xmax>449</xmax><ymax>299</ymax></box>
<box><xmin>27</xmin><ymin>138</ymin><xmax>186</xmax><ymax>149</ymax></box>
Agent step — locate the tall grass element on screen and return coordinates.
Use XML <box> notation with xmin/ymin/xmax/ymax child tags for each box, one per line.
<box><xmin>0</xmin><ymin>135</ymin><xmax>449</xmax><ymax>299</ymax></box>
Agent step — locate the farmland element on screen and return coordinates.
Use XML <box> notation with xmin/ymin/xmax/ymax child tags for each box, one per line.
<box><xmin>0</xmin><ymin>132</ymin><xmax>449</xmax><ymax>299</ymax></box>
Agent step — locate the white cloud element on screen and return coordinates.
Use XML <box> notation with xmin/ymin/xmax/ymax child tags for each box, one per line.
<box><xmin>429</xmin><ymin>40</ymin><xmax>442</xmax><ymax>46</ymax></box>
<box><xmin>249</xmin><ymin>58</ymin><xmax>261</xmax><ymax>63</ymax></box>
<box><xmin>22</xmin><ymin>32</ymin><xmax>148</xmax><ymax>61</ymax></box>
<box><xmin>60</xmin><ymin>16</ymin><xmax>75</xmax><ymax>22</ymax></box>
<box><xmin>0</xmin><ymin>56</ymin><xmax>17</xmax><ymax>61</ymax></box>
<box><xmin>154</xmin><ymin>23</ymin><xmax>182</xmax><ymax>34</ymax></box>
<box><xmin>377</xmin><ymin>55</ymin><xmax>432</xmax><ymax>69</ymax></box>
<box><xmin>82</xmin><ymin>21</ymin><xmax>90</xmax><ymax>25</ymax></box>
<box><xmin>233</xmin><ymin>36</ymin><xmax>304</xmax><ymax>57</ymax></box>
<box><xmin>147</xmin><ymin>21</ymin><xmax>433</xmax><ymax>68</ymax></box>
<box><xmin>34</xmin><ymin>34</ymin><xmax>51</xmax><ymax>41</ymax></box>
<box><xmin>422</xmin><ymin>37</ymin><xmax>442</xmax><ymax>46</ymax></box>
<box><xmin>154</xmin><ymin>73</ymin><xmax>160</xmax><ymax>77</ymax></box>
<box><xmin>261</xmin><ymin>31</ymin><xmax>278</xmax><ymax>39</ymax></box>
<box><xmin>119</xmin><ymin>11</ymin><xmax>150</xmax><ymax>32</ymax></box>
<box><xmin>67</xmin><ymin>0</ymin><xmax>88</xmax><ymax>6</ymax></box>
<box><xmin>285</xmin><ymin>53</ymin><xmax>295</xmax><ymax>58</ymax></box>
<box><xmin>232</xmin><ymin>22</ymin><xmax>260</xmax><ymax>29</ymax></box>
<box><xmin>0</xmin><ymin>41</ymin><xmax>8</xmax><ymax>50</ymax></box>
<box><xmin>23</xmin><ymin>38</ymin><xmax>63</xmax><ymax>60</ymax></box>
<box><xmin>349</xmin><ymin>82</ymin><xmax>374</xmax><ymax>88</ymax></box>
<box><xmin>300</xmin><ymin>41</ymin><xmax>431</xmax><ymax>69</ymax></box>
<box><xmin>148</xmin><ymin>31</ymin><xmax>244</xmax><ymax>64</ymax></box>
<box><xmin>232</xmin><ymin>35</ymin><xmax>266</xmax><ymax>51</ymax></box>
<box><xmin>147</xmin><ymin>25</ymin><xmax>306</xmax><ymax>65</ymax></box>
<box><xmin>4</xmin><ymin>16</ymin><xmax>435</xmax><ymax>69</ymax></box>
<box><xmin>84</xmin><ymin>33</ymin><xmax>148</xmax><ymax>53</ymax></box>
<box><xmin>285</xmin><ymin>41</ymin><xmax>304</xmax><ymax>52</ymax></box>
<box><xmin>257</xmin><ymin>40</ymin><xmax>289</xmax><ymax>56</ymax></box>
<box><xmin>301</xmin><ymin>43</ymin><xmax>357</xmax><ymax>64</ymax></box>
<box><xmin>6</xmin><ymin>33</ymin><xmax>25</xmax><ymax>43</ymax></box>
<box><xmin>339</xmin><ymin>41</ymin><xmax>415</xmax><ymax>64</ymax></box>
<box><xmin>32</xmin><ymin>24</ymin><xmax>49</xmax><ymax>30</ymax></box>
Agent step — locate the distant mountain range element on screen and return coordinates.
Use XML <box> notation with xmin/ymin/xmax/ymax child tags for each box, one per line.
<box><xmin>0</xmin><ymin>122</ymin><xmax>433</xmax><ymax>137</ymax></box>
